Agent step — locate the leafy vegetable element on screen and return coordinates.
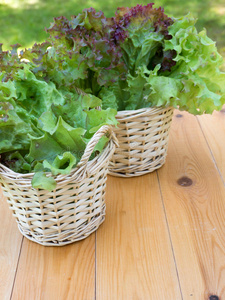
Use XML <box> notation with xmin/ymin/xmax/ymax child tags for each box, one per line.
<box><xmin>0</xmin><ymin>46</ymin><xmax>117</xmax><ymax>190</ymax></box>
<box><xmin>114</xmin><ymin>3</ymin><xmax>174</xmax><ymax>75</ymax></box>
<box><xmin>32</xmin><ymin>172</ymin><xmax>57</xmax><ymax>191</ymax></box>
<box><xmin>99</xmin><ymin>4</ymin><xmax>225</xmax><ymax>113</ymax></box>
<box><xmin>20</xmin><ymin>8</ymin><xmax>127</xmax><ymax>95</ymax></box>
<box><xmin>163</xmin><ymin>15</ymin><xmax>225</xmax><ymax>114</ymax></box>
<box><xmin>1</xmin><ymin>3</ymin><xmax>225</xmax><ymax>191</ymax></box>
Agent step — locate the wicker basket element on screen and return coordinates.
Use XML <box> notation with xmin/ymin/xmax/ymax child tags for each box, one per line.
<box><xmin>108</xmin><ymin>107</ymin><xmax>174</xmax><ymax>177</ymax></box>
<box><xmin>0</xmin><ymin>125</ymin><xmax>117</xmax><ymax>246</ymax></box>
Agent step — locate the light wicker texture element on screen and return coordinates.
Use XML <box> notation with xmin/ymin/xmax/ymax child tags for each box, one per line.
<box><xmin>109</xmin><ymin>107</ymin><xmax>174</xmax><ymax>177</ymax></box>
<box><xmin>0</xmin><ymin>125</ymin><xmax>117</xmax><ymax>246</ymax></box>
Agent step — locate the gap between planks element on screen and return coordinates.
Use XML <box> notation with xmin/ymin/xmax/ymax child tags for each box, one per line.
<box><xmin>0</xmin><ymin>188</ymin><xmax>23</xmax><ymax>300</ymax></box>
<box><xmin>96</xmin><ymin>174</ymin><xmax>182</xmax><ymax>299</ymax></box>
<box><xmin>9</xmin><ymin>237</ymin><xmax>24</xmax><ymax>300</ymax></box>
<box><xmin>156</xmin><ymin>170</ymin><xmax>184</xmax><ymax>300</ymax></box>
<box><xmin>197</xmin><ymin>111</ymin><xmax>225</xmax><ymax>188</ymax></box>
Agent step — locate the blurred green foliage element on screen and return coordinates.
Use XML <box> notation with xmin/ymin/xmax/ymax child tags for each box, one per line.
<box><xmin>0</xmin><ymin>0</ymin><xmax>225</xmax><ymax>63</ymax></box>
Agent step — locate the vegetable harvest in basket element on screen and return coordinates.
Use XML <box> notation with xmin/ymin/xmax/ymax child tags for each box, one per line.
<box><xmin>99</xmin><ymin>3</ymin><xmax>225</xmax><ymax>113</ymax></box>
<box><xmin>1</xmin><ymin>3</ymin><xmax>225</xmax><ymax>189</ymax></box>
<box><xmin>19</xmin><ymin>3</ymin><xmax>225</xmax><ymax>114</ymax></box>
<box><xmin>0</xmin><ymin>46</ymin><xmax>118</xmax><ymax>190</ymax></box>
<box><xmin>22</xmin><ymin>3</ymin><xmax>225</xmax><ymax>114</ymax></box>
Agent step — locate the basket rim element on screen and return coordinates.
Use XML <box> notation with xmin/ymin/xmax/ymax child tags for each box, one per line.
<box><xmin>0</xmin><ymin>125</ymin><xmax>117</xmax><ymax>183</ymax></box>
<box><xmin>115</xmin><ymin>106</ymin><xmax>174</xmax><ymax>121</ymax></box>
<box><xmin>0</xmin><ymin>146</ymin><xmax>107</xmax><ymax>179</ymax></box>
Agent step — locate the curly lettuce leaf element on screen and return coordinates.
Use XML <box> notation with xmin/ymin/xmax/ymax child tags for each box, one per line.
<box><xmin>28</xmin><ymin>115</ymin><xmax>87</xmax><ymax>164</ymax></box>
<box><xmin>114</xmin><ymin>4</ymin><xmax>174</xmax><ymax>75</ymax></box>
<box><xmin>163</xmin><ymin>14</ymin><xmax>225</xmax><ymax>114</ymax></box>
<box><xmin>85</xmin><ymin>108</ymin><xmax>118</xmax><ymax>134</ymax></box>
<box><xmin>38</xmin><ymin>110</ymin><xmax>57</xmax><ymax>135</ymax></box>
<box><xmin>21</xmin><ymin>8</ymin><xmax>127</xmax><ymax>95</ymax></box>
<box><xmin>0</xmin><ymin>80</ymin><xmax>41</xmax><ymax>153</ymax></box>
<box><xmin>52</xmin><ymin>117</ymin><xmax>86</xmax><ymax>156</ymax></box>
<box><xmin>0</xmin><ymin>44</ymin><xmax>23</xmax><ymax>82</ymax></box>
<box><xmin>98</xmin><ymin>80</ymin><xmax>130</xmax><ymax>111</ymax></box>
<box><xmin>98</xmin><ymin>88</ymin><xmax>119</xmax><ymax>111</ymax></box>
<box><xmin>15</xmin><ymin>64</ymin><xmax>65</xmax><ymax>117</ymax></box>
<box><xmin>43</xmin><ymin>152</ymin><xmax>77</xmax><ymax>176</ymax></box>
<box><xmin>102</xmin><ymin>10</ymin><xmax>225</xmax><ymax>114</ymax></box>
<box><xmin>124</xmin><ymin>66</ymin><xmax>154</xmax><ymax>110</ymax></box>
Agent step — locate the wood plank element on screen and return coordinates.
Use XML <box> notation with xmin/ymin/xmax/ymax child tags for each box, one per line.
<box><xmin>157</xmin><ymin>110</ymin><xmax>225</xmax><ymax>299</ymax></box>
<box><xmin>197</xmin><ymin>109</ymin><xmax>225</xmax><ymax>178</ymax></box>
<box><xmin>11</xmin><ymin>234</ymin><xmax>96</xmax><ymax>300</ymax></box>
<box><xmin>0</xmin><ymin>188</ymin><xmax>23</xmax><ymax>300</ymax></box>
<box><xmin>96</xmin><ymin>175</ymin><xmax>182</xmax><ymax>299</ymax></box>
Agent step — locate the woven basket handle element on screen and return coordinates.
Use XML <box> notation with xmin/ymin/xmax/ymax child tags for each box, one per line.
<box><xmin>77</xmin><ymin>125</ymin><xmax>117</xmax><ymax>168</ymax></box>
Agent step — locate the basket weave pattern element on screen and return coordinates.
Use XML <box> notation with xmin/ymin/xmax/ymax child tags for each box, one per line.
<box><xmin>0</xmin><ymin>125</ymin><xmax>117</xmax><ymax>246</ymax></box>
<box><xmin>109</xmin><ymin>107</ymin><xmax>174</xmax><ymax>177</ymax></box>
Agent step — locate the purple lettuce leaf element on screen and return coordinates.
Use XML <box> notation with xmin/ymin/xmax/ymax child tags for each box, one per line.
<box><xmin>20</xmin><ymin>8</ymin><xmax>127</xmax><ymax>95</ymax></box>
<box><xmin>112</xmin><ymin>3</ymin><xmax>176</xmax><ymax>74</ymax></box>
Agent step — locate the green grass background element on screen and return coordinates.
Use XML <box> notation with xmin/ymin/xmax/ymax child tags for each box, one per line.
<box><xmin>1</xmin><ymin>0</ymin><xmax>225</xmax><ymax>64</ymax></box>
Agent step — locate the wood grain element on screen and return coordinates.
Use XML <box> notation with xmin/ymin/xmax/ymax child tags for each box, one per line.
<box><xmin>11</xmin><ymin>234</ymin><xmax>96</xmax><ymax>300</ymax></box>
<box><xmin>96</xmin><ymin>175</ymin><xmax>182</xmax><ymax>300</ymax></box>
<box><xmin>0</xmin><ymin>188</ymin><xmax>23</xmax><ymax>300</ymax></box>
<box><xmin>158</xmin><ymin>110</ymin><xmax>225</xmax><ymax>299</ymax></box>
<box><xmin>197</xmin><ymin>110</ymin><xmax>225</xmax><ymax>178</ymax></box>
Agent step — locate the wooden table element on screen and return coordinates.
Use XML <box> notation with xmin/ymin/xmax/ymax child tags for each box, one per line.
<box><xmin>1</xmin><ymin>110</ymin><xmax>225</xmax><ymax>300</ymax></box>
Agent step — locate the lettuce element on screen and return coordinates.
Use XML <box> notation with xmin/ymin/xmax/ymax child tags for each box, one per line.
<box><xmin>0</xmin><ymin>47</ymin><xmax>117</xmax><ymax>191</ymax></box>
<box><xmin>20</xmin><ymin>8</ymin><xmax>127</xmax><ymax>96</ymax></box>
<box><xmin>114</xmin><ymin>3</ymin><xmax>174</xmax><ymax>75</ymax></box>
<box><xmin>164</xmin><ymin>15</ymin><xmax>225</xmax><ymax>114</ymax></box>
<box><xmin>99</xmin><ymin>4</ymin><xmax>225</xmax><ymax>114</ymax></box>
<box><xmin>1</xmin><ymin>4</ymin><xmax>225</xmax><ymax>191</ymax></box>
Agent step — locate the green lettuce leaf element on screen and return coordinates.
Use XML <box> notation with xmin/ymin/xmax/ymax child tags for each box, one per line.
<box><xmin>98</xmin><ymin>80</ymin><xmax>130</xmax><ymax>111</ymax></box>
<box><xmin>27</xmin><ymin>132</ymin><xmax>64</xmax><ymax>162</ymax></box>
<box><xmin>86</xmin><ymin>108</ymin><xmax>118</xmax><ymax>134</ymax></box>
<box><xmin>43</xmin><ymin>152</ymin><xmax>77</xmax><ymax>176</ymax></box>
<box><xmin>51</xmin><ymin>117</ymin><xmax>87</xmax><ymax>158</ymax></box>
<box><xmin>164</xmin><ymin>14</ymin><xmax>225</xmax><ymax>114</ymax></box>
<box><xmin>93</xmin><ymin>136</ymin><xmax>109</xmax><ymax>154</ymax></box>
<box><xmin>15</xmin><ymin>65</ymin><xmax>65</xmax><ymax>117</ymax></box>
<box><xmin>32</xmin><ymin>172</ymin><xmax>57</xmax><ymax>191</ymax></box>
<box><xmin>98</xmin><ymin>88</ymin><xmax>119</xmax><ymax>111</ymax></box>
